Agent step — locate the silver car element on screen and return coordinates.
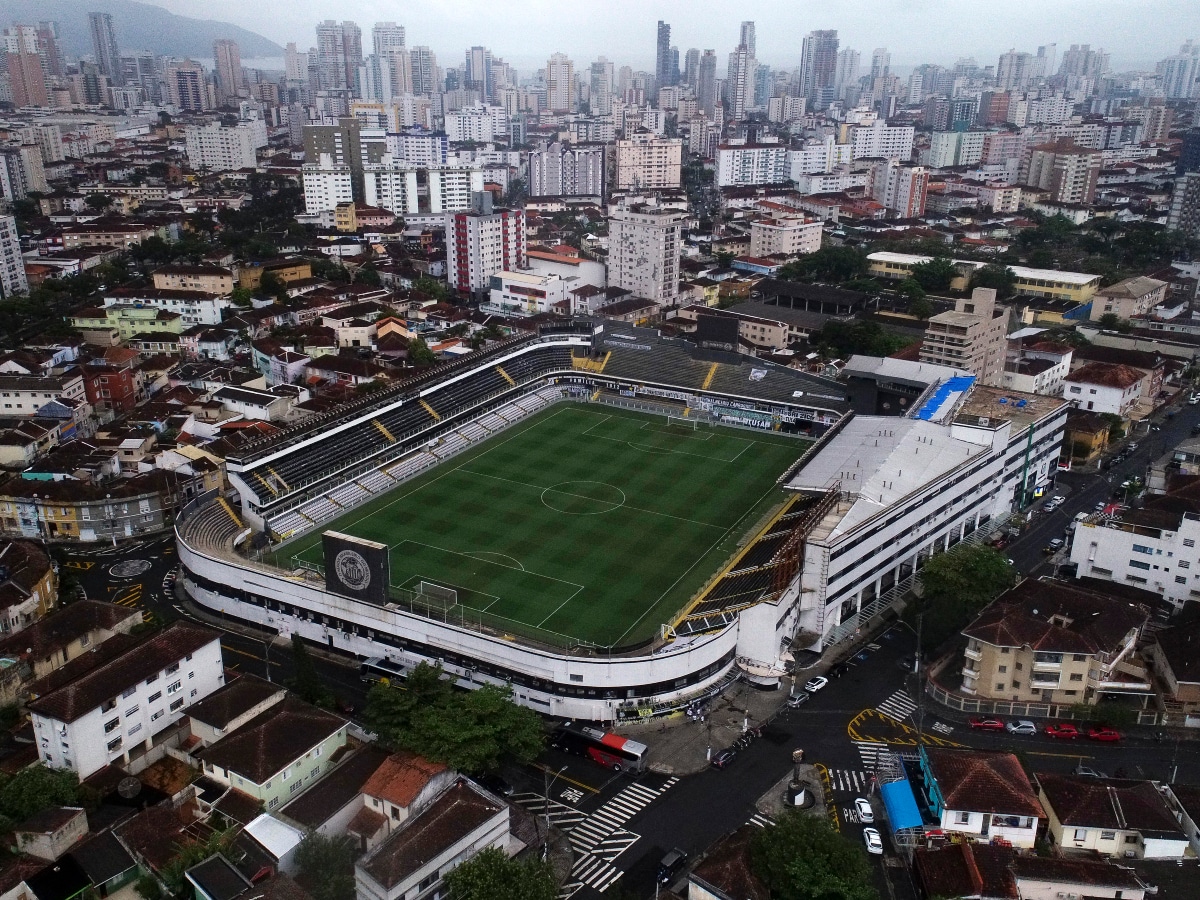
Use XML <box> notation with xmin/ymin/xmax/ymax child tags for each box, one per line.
<box><xmin>1006</xmin><ymin>719</ymin><xmax>1037</xmax><ymax>735</ymax></box>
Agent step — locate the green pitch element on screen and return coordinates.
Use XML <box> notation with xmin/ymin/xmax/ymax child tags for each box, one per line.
<box><xmin>281</xmin><ymin>404</ymin><xmax>807</xmax><ymax>648</ymax></box>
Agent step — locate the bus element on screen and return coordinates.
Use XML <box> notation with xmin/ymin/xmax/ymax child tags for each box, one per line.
<box><xmin>550</xmin><ymin>721</ymin><xmax>648</xmax><ymax>773</ymax></box>
<box><xmin>359</xmin><ymin>657</ymin><xmax>406</xmax><ymax>685</ymax></box>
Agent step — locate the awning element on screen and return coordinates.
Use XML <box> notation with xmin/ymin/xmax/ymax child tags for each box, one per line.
<box><xmin>880</xmin><ymin>779</ymin><xmax>924</xmax><ymax>833</ymax></box>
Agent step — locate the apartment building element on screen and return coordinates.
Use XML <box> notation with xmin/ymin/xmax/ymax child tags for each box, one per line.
<box><xmin>61</xmin><ymin>223</ymin><xmax>164</xmax><ymax>251</ymax></box>
<box><xmin>1021</xmin><ymin>139</ymin><xmax>1102</xmax><ymax>205</ymax></box>
<box><xmin>0</xmin><ymin>372</ymin><xmax>86</xmax><ymax>416</ymax></box>
<box><xmin>919</xmin><ymin>288</ymin><xmax>1009</xmax><ymax>384</ymax></box>
<box><xmin>849</xmin><ymin>119</ymin><xmax>915</xmax><ymax>160</ymax></box>
<box><xmin>29</xmin><ymin>621</ymin><xmax>224</xmax><ymax>778</ymax></box>
<box><xmin>960</xmin><ymin>579</ymin><xmax>1149</xmax><ymax>704</ymax></box>
<box><xmin>152</xmin><ymin>265</ymin><xmax>235</xmax><ymax>295</ymax></box>
<box><xmin>102</xmin><ymin>289</ymin><xmax>233</xmax><ymax>327</ymax></box>
<box><xmin>615</xmin><ymin>132</ymin><xmax>683</xmax><ymax>190</ymax></box>
<box><xmin>1000</xmin><ymin>338</ymin><xmax>1073</xmax><ymax>396</ymax></box>
<box><xmin>528</xmin><ymin>141</ymin><xmax>606</xmax><ymax>198</ymax></box>
<box><xmin>1063</xmin><ymin>362</ymin><xmax>1144</xmax><ymax>416</ymax></box>
<box><xmin>749</xmin><ymin>216</ymin><xmax>822</xmax><ymax>258</ymax></box>
<box><xmin>446</xmin><ymin>196</ymin><xmax>526</xmax><ymax>294</ymax></box>
<box><xmin>184</xmin><ymin>119</ymin><xmax>268</xmax><ymax>173</ymax></box>
<box><xmin>0</xmin><ymin>216</ymin><xmax>27</xmax><ymax>299</ymax></box>
<box><xmin>1089</xmin><ymin>276</ymin><xmax>1169</xmax><ymax>322</ymax></box>
<box><xmin>607</xmin><ymin>198</ymin><xmax>686</xmax><ymax>305</ymax></box>
<box><xmin>715</xmin><ymin>142</ymin><xmax>790</xmax><ymax>187</ymax></box>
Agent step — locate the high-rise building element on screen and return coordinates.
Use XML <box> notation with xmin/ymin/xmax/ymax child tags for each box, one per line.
<box><xmin>546</xmin><ymin>52</ymin><xmax>575</xmax><ymax>113</ymax></box>
<box><xmin>213</xmin><ymin>39</ymin><xmax>243</xmax><ymax>104</ymax></box>
<box><xmin>409</xmin><ymin>46</ymin><xmax>438</xmax><ymax>96</ymax></box>
<box><xmin>316</xmin><ymin>20</ymin><xmax>363</xmax><ymax>94</ymax></box>
<box><xmin>871</xmin><ymin>48</ymin><xmax>890</xmax><ymax>80</ymax></box>
<box><xmin>996</xmin><ymin>50</ymin><xmax>1033</xmax><ymax>91</ymax></box>
<box><xmin>1168</xmin><ymin>172</ymin><xmax>1200</xmax><ymax>240</ymax></box>
<box><xmin>119</xmin><ymin>51</ymin><xmax>158</xmax><ymax>102</ymax></box>
<box><xmin>528</xmin><ymin>141</ymin><xmax>606</xmax><ymax>198</ymax></box>
<box><xmin>34</xmin><ymin>22</ymin><xmax>64</xmax><ymax>78</ymax></box>
<box><xmin>0</xmin><ymin>216</ymin><xmax>27</xmax><ymax>299</ymax></box>
<box><xmin>799</xmin><ymin>30</ymin><xmax>838</xmax><ymax>108</ymax></box>
<box><xmin>1</xmin><ymin>28</ymin><xmax>49</xmax><ymax>108</ymax></box>
<box><xmin>725</xmin><ymin>45</ymin><xmax>755</xmax><ymax>120</ymax></box>
<box><xmin>88</xmin><ymin>12</ymin><xmax>123</xmax><ymax>85</ymax></box>
<box><xmin>166</xmin><ymin>60</ymin><xmax>208</xmax><ymax>111</ymax></box>
<box><xmin>655</xmin><ymin>21</ymin><xmax>672</xmax><ymax>93</ymax></box>
<box><xmin>834</xmin><ymin>48</ymin><xmax>861</xmax><ymax>101</ymax></box>
<box><xmin>447</xmin><ymin>194</ymin><xmax>526</xmax><ymax>294</ymax></box>
<box><xmin>589</xmin><ymin>57</ymin><xmax>614</xmax><ymax>116</ymax></box>
<box><xmin>372</xmin><ymin>22</ymin><xmax>405</xmax><ymax>57</ymax></box>
<box><xmin>920</xmin><ymin>288</ymin><xmax>1008</xmax><ymax>384</ymax></box>
<box><xmin>740</xmin><ymin>21</ymin><xmax>756</xmax><ymax>59</ymax></box>
<box><xmin>465</xmin><ymin>46</ymin><xmax>493</xmax><ymax>99</ymax></box>
<box><xmin>1021</xmin><ymin>139</ymin><xmax>1102</xmax><ymax>205</ymax></box>
<box><xmin>1179</xmin><ymin>129</ymin><xmax>1200</xmax><ymax>176</ymax></box>
<box><xmin>697</xmin><ymin>50</ymin><xmax>718</xmax><ymax>117</ymax></box>
<box><xmin>0</xmin><ymin>145</ymin><xmax>48</xmax><ymax>198</ymax></box>
<box><xmin>683</xmin><ymin>48</ymin><xmax>701</xmax><ymax>91</ymax></box>
<box><xmin>870</xmin><ymin>160</ymin><xmax>928</xmax><ymax>217</ymax></box>
<box><xmin>1058</xmin><ymin>44</ymin><xmax>1108</xmax><ymax>80</ymax></box>
<box><xmin>1034</xmin><ymin>44</ymin><xmax>1057</xmax><ymax>79</ymax></box>
<box><xmin>1159</xmin><ymin>42</ymin><xmax>1200</xmax><ymax>100</ymax></box>
<box><xmin>615</xmin><ymin>131</ymin><xmax>683</xmax><ymax>190</ymax></box>
<box><xmin>185</xmin><ymin>118</ymin><xmax>267</xmax><ymax>172</ymax></box>
<box><xmin>607</xmin><ymin>197</ymin><xmax>686</xmax><ymax>306</ymax></box>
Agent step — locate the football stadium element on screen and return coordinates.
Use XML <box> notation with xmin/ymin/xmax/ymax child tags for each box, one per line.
<box><xmin>177</xmin><ymin>321</ymin><xmax>856</xmax><ymax>718</ymax></box>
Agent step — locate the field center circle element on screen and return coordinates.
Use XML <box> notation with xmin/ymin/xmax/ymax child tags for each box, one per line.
<box><xmin>540</xmin><ymin>481</ymin><xmax>626</xmax><ymax>515</ymax></box>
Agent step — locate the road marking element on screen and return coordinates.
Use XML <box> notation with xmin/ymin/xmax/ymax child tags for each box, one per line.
<box><xmin>876</xmin><ymin>690</ymin><xmax>918</xmax><ymax>723</ymax></box>
<box><xmin>64</xmin><ymin>561</ymin><xmax>94</xmax><ymax>570</ymax></box>
<box><xmin>531</xmin><ymin>763</ymin><xmax>600</xmax><ymax>795</ymax></box>
<box><xmin>510</xmin><ymin>792</ymin><xmax>586</xmax><ymax>829</ymax></box>
<box><xmin>749</xmin><ymin>812</ymin><xmax>775</xmax><ymax>828</ymax></box>
<box><xmin>812</xmin><ymin>763</ymin><xmax>840</xmax><ymax>830</ymax></box>
<box><xmin>830</xmin><ymin>768</ymin><xmax>871</xmax><ymax>793</ymax></box>
<box><xmin>568</xmin><ymin>777</ymin><xmax>677</xmax><ymax>854</ymax></box>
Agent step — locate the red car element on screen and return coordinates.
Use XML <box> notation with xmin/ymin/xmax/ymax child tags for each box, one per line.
<box><xmin>969</xmin><ymin>716</ymin><xmax>1005</xmax><ymax>731</ymax></box>
<box><xmin>1087</xmin><ymin>727</ymin><xmax>1122</xmax><ymax>742</ymax></box>
<box><xmin>1045</xmin><ymin>723</ymin><xmax>1079</xmax><ymax>739</ymax></box>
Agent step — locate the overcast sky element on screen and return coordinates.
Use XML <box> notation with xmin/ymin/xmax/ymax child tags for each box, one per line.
<box><xmin>147</xmin><ymin>0</ymin><xmax>1199</xmax><ymax>73</ymax></box>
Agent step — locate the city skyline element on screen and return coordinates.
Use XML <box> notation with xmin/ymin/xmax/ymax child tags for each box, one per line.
<box><xmin>135</xmin><ymin>0</ymin><xmax>1199</xmax><ymax>71</ymax></box>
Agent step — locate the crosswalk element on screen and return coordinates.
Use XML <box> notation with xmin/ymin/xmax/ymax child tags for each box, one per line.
<box><xmin>829</xmin><ymin>768</ymin><xmax>872</xmax><ymax>793</ymax></box>
<box><xmin>748</xmin><ymin>812</ymin><xmax>776</xmax><ymax>829</ymax></box>
<box><xmin>511</xmin><ymin>792</ymin><xmax>586</xmax><ymax>830</ymax></box>
<box><xmin>853</xmin><ymin>740</ymin><xmax>888</xmax><ymax>770</ymax></box>
<box><xmin>558</xmin><ymin>777</ymin><xmax>679</xmax><ymax>897</ymax></box>
<box><xmin>876</xmin><ymin>689</ymin><xmax>918</xmax><ymax>723</ymax></box>
<box><xmin>931</xmin><ymin>721</ymin><xmax>954</xmax><ymax>735</ymax></box>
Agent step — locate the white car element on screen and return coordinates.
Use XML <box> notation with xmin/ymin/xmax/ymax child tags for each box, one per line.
<box><xmin>804</xmin><ymin>676</ymin><xmax>829</xmax><ymax>693</ymax></box>
<box><xmin>855</xmin><ymin>797</ymin><xmax>874</xmax><ymax>823</ymax></box>
<box><xmin>863</xmin><ymin>827</ymin><xmax>883</xmax><ymax>855</ymax></box>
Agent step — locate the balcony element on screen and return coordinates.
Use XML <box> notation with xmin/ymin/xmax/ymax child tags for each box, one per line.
<box><xmin>1032</xmin><ymin>660</ymin><xmax>1062</xmax><ymax>673</ymax></box>
<box><xmin>964</xmin><ymin>646</ymin><xmax>983</xmax><ymax>662</ymax></box>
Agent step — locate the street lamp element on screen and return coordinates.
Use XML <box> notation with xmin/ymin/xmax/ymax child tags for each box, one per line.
<box><xmin>263</xmin><ymin>625</ymin><xmax>282</xmax><ymax>683</ymax></box>
<box><xmin>541</xmin><ymin>764</ymin><xmax>568</xmax><ymax>860</ymax></box>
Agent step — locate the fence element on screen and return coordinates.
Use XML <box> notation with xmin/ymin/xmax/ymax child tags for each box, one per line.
<box><xmin>925</xmin><ymin>679</ymin><xmax>1167</xmax><ymax>726</ymax></box>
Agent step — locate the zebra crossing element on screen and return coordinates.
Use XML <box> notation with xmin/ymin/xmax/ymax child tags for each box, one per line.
<box><xmin>562</xmin><ymin>854</ymin><xmax>624</xmax><ymax>896</ymax></box>
<box><xmin>854</xmin><ymin>740</ymin><xmax>888</xmax><ymax>769</ymax></box>
<box><xmin>829</xmin><ymin>768</ymin><xmax>872</xmax><ymax>793</ymax></box>
<box><xmin>511</xmin><ymin>792</ymin><xmax>586</xmax><ymax>830</ymax></box>
<box><xmin>568</xmin><ymin>777</ymin><xmax>678</xmax><ymax>853</ymax></box>
<box><xmin>876</xmin><ymin>689</ymin><xmax>918</xmax><ymax>723</ymax></box>
<box><xmin>749</xmin><ymin>812</ymin><xmax>776</xmax><ymax>829</ymax></box>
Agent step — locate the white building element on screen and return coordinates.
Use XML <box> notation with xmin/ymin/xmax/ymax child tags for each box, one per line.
<box><xmin>615</xmin><ymin>132</ymin><xmax>683</xmax><ymax>190</ymax></box>
<box><xmin>749</xmin><ymin>216</ymin><xmax>822</xmax><ymax>258</ymax></box>
<box><xmin>528</xmin><ymin>141</ymin><xmax>606</xmax><ymax>198</ymax></box>
<box><xmin>926</xmin><ymin>131</ymin><xmax>986</xmax><ymax>169</ymax></box>
<box><xmin>362</xmin><ymin>165</ymin><xmax>419</xmax><ymax>216</ymax></box>
<box><xmin>0</xmin><ymin>215</ymin><xmax>27</xmax><ymax>299</ymax></box>
<box><xmin>607</xmin><ymin>197</ymin><xmax>686</xmax><ymax>305</ymax></box>
<box><xmin>1001</xmin><ymin>337</ymin><xmax>1073</xmax><ymax>396</ymax></box>
<box><xmin>715</xmin><ymin>141</ymin><xmax>789</xmax><ymax>187</ymax></box>
<box><xmin>102</xmin><ymin>290</ymin><xmax>232</xmax><ymax>327</ymax></box>
<box><xmin>29</xmin><ymin>622</ymin><xmax>224</xmax><ymax>779</ymax></box>
<box><xmin>850</xmin><ymin>120</ymin><xmax>915</xmax><ymax>160</ymax></box>
<box><xmin>1063</xmin><ymin>362</ymin><xmax>1143</xmax><ymax>416</ymax></box>
<box><xmin>385</xmin><ymin>132</ymin><xmax>448</xmax><ymax>166</ymax></box>
<box><xmin>303</xmin><ymin>156</ymin><xmax>354</xmax><ymax>214</ymax></box>
<box><xmin>447</xmin><ymin>197</ymin><xmax>526</xmax><ymax>294</ymax></box>
<box><xmin>785</xmin><ymin>383</ymin><xmax>1067</xmax><ymax>647</ymax></box>
<box><xmin>444</xmin><ymin>105</ymin><xmax>508</xmax><ymax>143</ymax></box>
<box><xmin>184</xmin><ymin>119</ymin><xmax>268</xmax><ymax>173</ymax></box>
<box><xmin>427</xmin><ymin>167</ymin><xmax>486</xmax><ymax>213</ymax></box>
<box><xmin>486</xmin><ymin>270</ymin><xmax>569</xmax><ymax>316</ymax></box>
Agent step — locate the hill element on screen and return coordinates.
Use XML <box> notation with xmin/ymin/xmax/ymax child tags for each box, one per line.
<box><xmin>5</xmin><ymin>0</ymin><xmax>282</xmax><ymax>60</ymax></box>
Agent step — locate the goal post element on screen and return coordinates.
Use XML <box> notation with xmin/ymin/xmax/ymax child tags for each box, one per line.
<box><xmin>666</xmin><ymin>415</ymin><xmax>699</xmax><ymax>430</ymax></box>
<box><xmin>414</xmin><ymin>581</ymin><xmax>459</xmax><ymax>611</ymax></box>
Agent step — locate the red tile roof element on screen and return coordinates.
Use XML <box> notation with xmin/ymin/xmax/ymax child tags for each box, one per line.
<box><xmin>361</xmin><ymin>752</ymin><xmax>448</xmax><ymax>810</ymax></box>
<box><xmin>924</xmin><ymin>749</ymin><xmax>1044</xmax><ymax>817</ymax></box>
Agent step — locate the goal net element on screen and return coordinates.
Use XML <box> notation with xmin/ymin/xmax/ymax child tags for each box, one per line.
<box><xmin>666</xmin><ymin>415</ymin><xmax>699</xmax><ymax>430</ymax></box>
<box><xmin>414</xmin><ymin>581</ymin><xmax>459</xmax><ymax>611</ymax></box>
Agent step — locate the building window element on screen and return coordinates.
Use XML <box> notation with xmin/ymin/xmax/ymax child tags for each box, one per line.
<box><xmin>1069</xmin><ymin>673</ymin><xmax>1083</xmax><ymax>682</ymax></box>
<box><xmin>167</xmin><ymin>680</ymin><xmax>182</xmax><ymax>694</ymax></box>
<box><xmin>166</xmin><ymin>663</ymin><xmax>179</xmax><ymax>674</ymax></box>
<box><xmin>104</xmin><ymin>719</ymin><xmax>120</xmax><ymax>733</ymax></box>
<box><xmin>169</xmin><ymin>698</ymin><xmax>184</xmax><ymax>712</ymax></box>
<box><xmin>148</xmin><ymin>691</ymin><xmax>162</xmax><ymax>703</ymax></box>
<box><xmin>125</xmin><ymin>705</ymin><xmax>139</xmax><ymax>717</ymax></box>
<box><xmin>956</xmin><ymin>811</ymin><xmax>970</xmax><ymax>824</ymax></box>
<box><xmin>151</xmin><ymin>710</ymin><xmax>164</xmax><ymax>721</ymax></box>
<box><xmin>1101</xmin><ymin>831</ymin><xmax>1116</xmax><ymax>840</ymax></box>
<box><xmin>1130</xmin><ymin>560</ymin><xmax>1151</xmax><ymax>570</ymax></box>
<box><xmin>1124</xmin><ymin>835</ymin><xmax>1138</xmax><ymax>844</ymax></box>
<box><xmin>1074</xmin><ymin>828</ymin><xmax>1088</xmax><ymax>841</ymax></box>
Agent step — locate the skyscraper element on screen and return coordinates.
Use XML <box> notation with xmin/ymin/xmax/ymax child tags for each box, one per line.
<box><xmin>546</xmin><ymin>52</ymin><xmax>575</xmax><ymax>113</ymax></box>
<box><xmin>315</xmin><ymin>20</ymin><xmax>363</xmax><ymax>94</ymax></box>
<box><xmin>409</xmin><ymin>46</ymin><xmax>438</xmax><ymax>96</ymax></box>
<box><xmin>465</xmin><ymin>46</ymin><xmax>493</xmax><ymax>98</ymax></box>
<box><xmin>88</xmin><ymin>12</ymin><xmax>123</xmax><ymax>86</ymax></box>
<box><xmin>725</xmin><ymin>45</ymin><xmax>754</xmax><ymax>120</ymax></box>
<box><xmin>683</xmin><ymin>48</ymin><xmax>701</xmax><ymax>91</ymax></box>
<box><xmin>871</xmin><ymin>48</ymin><xmax>890</xmax><ymax>80</ymax></box>
<box><xmin>655</xmin><ymin>21</ymin><xmax>672</xmax><ymax>92</ymax></box>
<box><xmin>835</xmin><ymin>48</ymin><xmax>861</xmax><ymax>101</ymax></box>
<box><xmin>590</xmin><ymin>57</ymin><xmax>614</xmax><ymax>115</ymax></box>
<box><xmin>213</xmin><ymin>39</ymin><xmax>243</xmax><ymax>104</ymax></box>
<box><xmin>697</xmin><ymin>50</ymin><xmax>717</xmax><ymax>117</ymax></box>
<box><xmin>740</xmin><ymin>21</ymin><xmax>756</xmax><ymax>59</ymax></box>
<box><xmin>996</xmin><ymin>50</ymin><xmax>1033</xmax><ymax>91</ymax></box>
<box><xmin>0</xmin><ymin>216</ymin><xmax>28</xmax><ymax>300</ymax></box>
<box><xmin>371</xmin><ymin>22</ymin><xmax>405</xmax><ymax>57</ymax></box>
<box><xmin>799</xmin><ymin>30</ymin><xmax>838</xmax><ymax>107</ymax></box>
<box><xmin>35</xmin><ymin>22</ymin><xmax>65</xmax><ymax>78</ymax></box>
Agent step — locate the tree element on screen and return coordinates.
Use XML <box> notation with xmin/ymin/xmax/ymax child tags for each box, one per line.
<box><xmin>85</xmin><ymin>193</ymin><xmax>115</xmax><ymax>212</ymax></box>
<box><xmin>750</xmin><ymin>809</ymin><xmax>876</xmax><ymax>900</ymax></box>
<box><xmin>970</xmin><ymin>263</ymin><xmax>1018</xmax><ymax>300</ymax></box>
<box><xmin>908</xmin><ymin>295</ymin><xmax>935</xmax><ymax>320</ymax></box>
<box><xmin>288</xmin><ymin>634</ymin><xmax>331</xmax><ymax>707</ymax></box>
<box><xmin>914</xmin><ymin>544</ymin><xmax>1017</xmax><ymax>652</ymax></box>
<box><xmin>408</xmin><ymin>336</ymin><xmax>437</xmax><ymax>366</ymax></box>
<box><xmin>895</xmin><ymin>278</ymin><xmax>925</xmax><ymax>303</ymax></box>
<box><xmin>713</xmin><ymin>250</ymin><xmax>735</xmax><ymax>268</ymax></box>
<box><xmin>294</xmin><ymin>832</ymin><xmax>356</xmax><ymax>900</ymax></box>
<box><xmin>441</xmin><ymin>847</ymin><xmax>557</xmax><ymax>900</ymax></box>
<box><xmin>778</xmin><ymin>246</ymin><xmax>867</xmax><ymax>284</ymax></box>
<box><xmin>0</xmin><ymin>765</ymin><xmax>82</xmax><ymax>829</ymax></box>
<box><xmin>909</xmin><ymin>256</ymin><xmax>958</xmax><ymax>292</ymax></box>
<box><xmin>230</xmin><ymin>286</ymin><xmax>253</xmax><ymax>307</ymax></box>
<box><xmin>413</xmin><ymin>275</ymin><xmax>448</xmax><ymax>302</ymax></box>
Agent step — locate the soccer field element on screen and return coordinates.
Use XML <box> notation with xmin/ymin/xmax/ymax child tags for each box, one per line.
<box><xmin>280</xmin><ymin>403</ymin><xmax>808</xmax><ymax>648</ymax></box>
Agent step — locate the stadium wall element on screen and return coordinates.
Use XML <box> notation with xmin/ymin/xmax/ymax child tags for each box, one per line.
<box><xmin>176</xmin><ymin>520</ymin><xmax>743</xmax><ymax>720</ymax></box>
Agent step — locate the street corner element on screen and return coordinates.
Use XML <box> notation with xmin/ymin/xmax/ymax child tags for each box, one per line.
<box><xmin>847</xmin><ymin>708</ymin><xmax>964</xmax><ymax>748</ymax></box>
<box><xmin>811</xmin><ymin>763</ymin><xmax>841</xmax><ymax>831</ymax></box>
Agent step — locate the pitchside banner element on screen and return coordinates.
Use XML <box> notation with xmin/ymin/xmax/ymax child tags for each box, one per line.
<box><xmin>323</xmin><ymin>531</ymin><xmax>391</xmax><ymax>606</ymax></box>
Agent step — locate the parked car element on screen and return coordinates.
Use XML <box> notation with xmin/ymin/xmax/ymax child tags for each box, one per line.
<box><xmin>969</xmin><ymin>716</ymin><xmax>1005</xmax><ymax>731</ymax></box>
<box><xmin>1128</xmin><ymin>442</ymin><xmax>1139</xmax><ymax>451</ymax></box>
<box><xmin>1073</xmin><ymin>765</ymin><xmax>1108</xmax><ymax>778</ymax></box>
<box><xmin>711</xmin><ymin>748</ymin><xmax>737</xmax><ymax>769</ymax></box>
<box><xmin>1094</xmin><ymin>501</ymin><xmax>1107</xmax><ymax>512</ymax></box>
<box><xmin>862</xmin><ymin>827</ymin><xmax>884</xmax><ymax>855</ymax></box>
<box><xmin>1006</xmin><ymin>720</ymin><xmax>1038</xmax><ymax>735</ymax></box>
<box><xmin>476</xmin><ymin>772</ymin><xmax>514</xmax><ymax>797</ymax></box>
<box><xmin>657</xmin><ymin>848</ymin><xmax>688</xmax><ymax>884</ymax></box>
<box><xmin>1044</xmin><ymin>538</ymin><xmax>1065</xmax><ymax>553</ymax></box>
<box><xmin>897</xmin><ymin>655</ymin><xmax>917</xmax><ymax>672</ymax></box>
<box><xmin>1189</xmin><ymin>392</ymin><xmax>1199</xmax><ymax>405</ymax></box>
<box><xmin>855</xmin><ymin>797</ymin><xmax>874</xmax><ymax>823</ymax></box>
<box><xmin>1087</xmin><ymin>727</ymin><xmax>1122</xmax><ymax>742</ymax></box>
<box><xmin>1045</xmin><ymin>723</ymin><xmax>1079</xmax><ymax>739</ymax></box>
<box><xmin>786</xmin><ymin>692</ymin><xmax>811</xmax><ymax>708</ymax></box>
<box><xmin>829</xmin><ymin>663</ymin><xmax>851</xmax><ymax>679</ymax></box>
<box><xmin>804</xmin><ymin>676</ymin><xmax>829</xmax><ymax>693</ymax></box>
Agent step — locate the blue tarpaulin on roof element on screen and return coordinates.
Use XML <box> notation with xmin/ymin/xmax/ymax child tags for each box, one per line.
<box><xmin>880</xmin><ymin>779</ymin><xmax>923</xmax><ymax>833</ymax></box>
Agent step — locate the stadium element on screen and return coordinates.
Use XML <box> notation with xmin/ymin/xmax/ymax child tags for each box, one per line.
<box><xmin>177</xmin><ymin>321</ymin><xmax>859</xmax><ymax>719</ymax></box>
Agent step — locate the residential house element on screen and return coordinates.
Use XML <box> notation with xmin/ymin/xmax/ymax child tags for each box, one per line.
<box><xmin>0</xmin><ymin>419</ymin><xmax>62</xmax><ymax>469</ymax></box>
<box><xmin>27</xmin><ymin>621</ymin><xmax>224</xmax><ymax>778</ymax></box>
<box><xmin>0</xmin><ymin>373</ymin><xmax>87</xmax><ymax>418</ymax></box>
<box><xmin>278</xmin><ymin>745</ymin><xmax>391</xmax><ymax>839</ymax></box>
<box><xmin>685</xmin><ymin>826</ymin><xmax>769</xmax><ymax>900</ymax></box>
<box><xmin>12</xmin><ymin>808</ymin><xmax>88</xmax><ymax>862</ymax></box>
<box><xmin>354</xmin><ymin>781</ymin><xmax>509</xmax><ymax>900</ymax></box>
<box><xmin>1036</xmin><ymin>772</ymin><xmax>1190</xmax><ymax>859</ymax></box>
<box><xmin>1070</xmin><ymin>345</ymin><xmax>1168</xmax><ymax>412</ymax></box>
<box><xmin>152</xmin><ymin>265</ymin><xmax>235</xmax><ymax>295</ymax></box>
<box><xmin>1011</xmin><ymin>857</ymin><xmax>1150</xmax><ymax>900</ymax></box>
<box><xmin>103</xmin><ymin>288</ymin><xmax>233</xmax><ymax>327</ymax></box>
<box><xmin>919</xmin><ymin>747</ymin><xmax>1045</xmax><ymax>849</ymax></box>
<box><xmin>1146</xmin><ymin>613</ymin><xmax>1200</xmax><ymax>718</ymax></box>
<box><xmin>238</xmin><ymin>258</ymin><xmax>313</xmax><ymax>291</ymax></box>
<box><xmin>1001</xmin><ymin>338</ymin><xmax>1073</xmax><ymax>396</ymax></box>
<box><xmin>1062</xmin><ymin>411</ymin><xmax>1111</xmax><ymax>466</ymax></box>
<box><xmin>1063</xmin><ymin>362</ymin><xmax>1144</xmax><ymax>417</ymax></box>
<box><xmin>912</xmin><ymin>842</ymin><xmax>1017</xmax><ymax>900</ymax></box>
<box><xmin>960</xmin><ymin>579</ymin><xmax>1150</xmax><ymax>704</ymax></box>
<box><xmin>196</xmin><ymin>696</ymin><xmax>348</xmax><ymax>812</ymax></box>
<box><xmin>355</xmin><ymin>752</ymin><xmax>456</xmax><ymax>848</ymax></box>
<box><xmin>1164</xmin><ymin>782</ymin><xmax>1200</xmax><ymax>857</ymax></box>
<box><xmin>71</xmin><ymin>306</ymin><xmax>185</xmax><ymax>343</ymax></box>
<box><xmin>186</xmin><ymin>673</ymin><xmax>285</xmax><ymax>747</ymax></box>
<box><xmin>0</xmin><ymin>540</ymin><xmax>58</xmax><ymax>637</ymax></box>
<box><xmin>212</xmin><ymin>386</ymin><xmax>292</xmax><ymax>422</ymax></box>
<box><xmin>305</xmin><ymin>355</ymin><xmax>390</xmax><ymax>387</ymax></box>
<box><xmin>1090</xmin><ymin>276</ymin><xmax>1169</xmax><ymax>322</ymax></box>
